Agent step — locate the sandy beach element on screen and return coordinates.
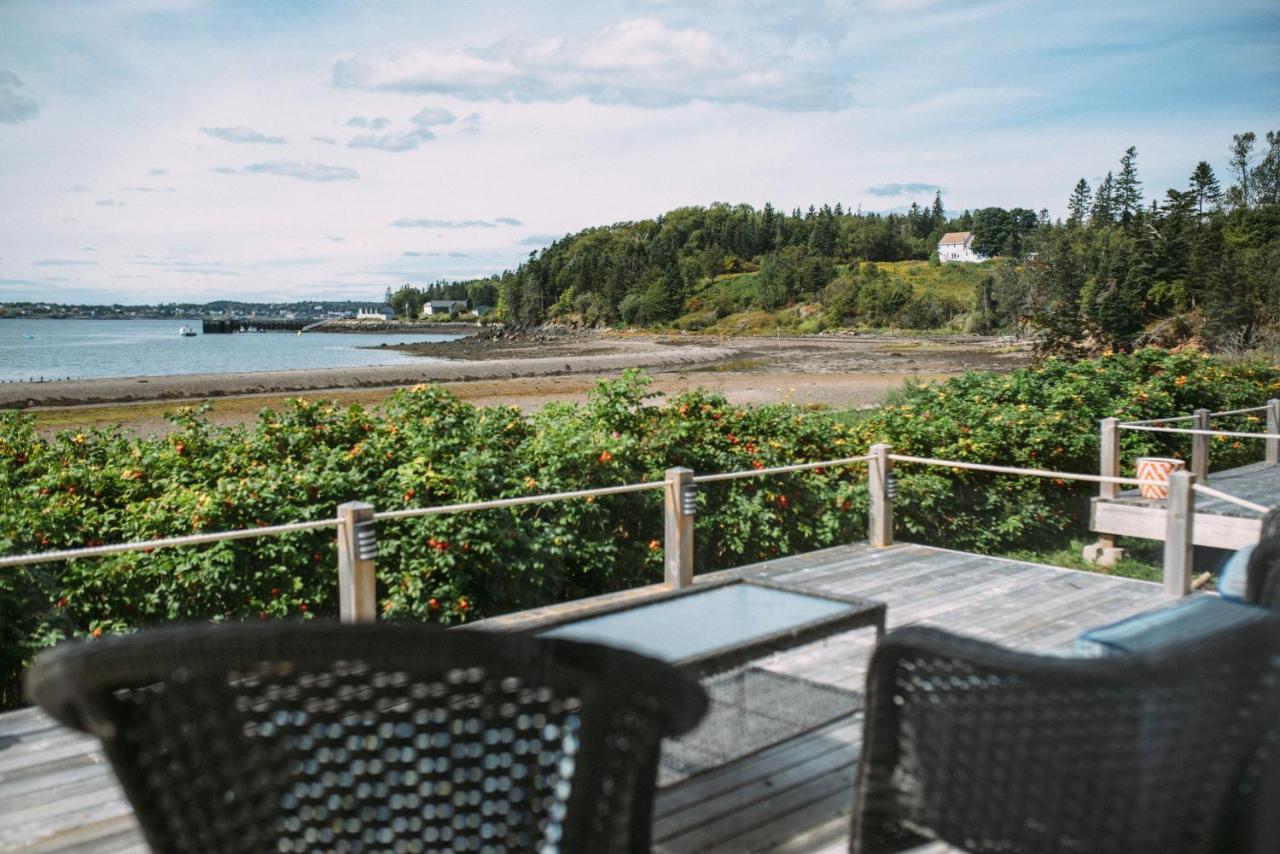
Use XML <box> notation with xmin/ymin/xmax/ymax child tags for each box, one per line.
<box><xmin>1</xmin><ymin>331</ymin><xmax>1029</xmax><ymax>432</ymax></box>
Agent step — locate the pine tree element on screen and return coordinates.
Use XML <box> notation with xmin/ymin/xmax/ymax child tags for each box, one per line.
<box><xmin>1251</xmin><ymin>130</ymin><xmax>1280</xmax><ymax>207</ymax></box>
<box><xmin>931</xmin><ymin>191</ymin><xmax>945</xmax><ymax>229</ymax></box>
<box><xmin>1090</xmin><ymin>172</ymin><xmax>1115</xmax><ymax>226</ymax></box>
<box><xmin>761</xmin><ymin>202</ymin><xmax>777</xmax><ymax>254</ymax></box>
<box><xmin>1229</xmin><ymin>132</ymin><xmax>1256</xmax><ymax>209</ymax></box>
<box><xmin>1115</xmin><ymin>146</ymin><xmax>1142</xmax><ymax>225</ymax></box>
<box><xmin>1067</xmin><ymin>179</ymin><xmax>1091</xmax><ymax>227</ymax></box>
<box><xmin>1188</xmin><ymin>161</ymin><xmax>1222</xmax><ymax>217</ymax></box>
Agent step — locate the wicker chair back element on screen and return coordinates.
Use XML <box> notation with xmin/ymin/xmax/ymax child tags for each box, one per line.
<box><xmin>26</xmin><ymin>622</ymin><xmax>707</xmax><ymax>854</ymax></box>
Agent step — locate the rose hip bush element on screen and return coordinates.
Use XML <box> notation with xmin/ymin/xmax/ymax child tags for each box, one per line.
<box><xmin>2</xmin><ymin>352</ymin><xmax>1277</xmax><ymax>708</ymax></box>
<box><xmin>0</xmin><ymin>370</ymin><xmax>869</xmax><ymax>707</ymax></box>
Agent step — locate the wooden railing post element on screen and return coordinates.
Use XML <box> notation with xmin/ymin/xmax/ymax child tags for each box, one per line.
<box><xmin>868</xmin><ymin>444</ymin><xmax>893</xmax><ymax>548</ymax></box>
<box><xmin>1084</xmin><ymin>417</ymin><xmax>1124</xmax><ymax>566</ymax></box>
<box><xmin>1191</xmin><ymin>408</ymin><xmax>1210</xmax><ymax>482</ymax></box>
<box><xmin>1267</xmin><ymin>399</ymin><xmax>1279</xmax><ymax>465</ymax></box>
<box><xmin>337</xmin><ymin>501</ymin><xmax>378</xmax><ymax>623</ymax></box>
<box><xmin>1162</xmin><ymin>471</ymin><xmax>1195</xmax><ymax>596</ymax></box>
<box><xmin>664</xmin><ymin>467</ymin><xmax>695</xmax><ymax>588</ymax></box>
<box><xmin>1099</xmin><ymin>417</ymin><xmax>1120</xmax><ymax>499</ymax></box>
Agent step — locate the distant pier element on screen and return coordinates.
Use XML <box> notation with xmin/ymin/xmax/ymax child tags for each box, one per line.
<box><xmin>202</xmin><ymin>317</ymin><xmax>321</xmax><ymax>333</ymax></box>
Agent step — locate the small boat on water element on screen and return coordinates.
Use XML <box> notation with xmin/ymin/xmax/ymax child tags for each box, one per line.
<box><xmin>178</xmin><ymin>325</ymin><xmax>197</xmax><ymax>337</ymax></box>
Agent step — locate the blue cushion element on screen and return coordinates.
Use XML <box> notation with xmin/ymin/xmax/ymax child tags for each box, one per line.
<box><xmin>1075</xmin><ymin>595</ymin><xmax>1271</xmax><ymax>657</ymax></box>
<box><xmin>1219</xmin><ymin>544</ymin><xmax>1255</xmax><ymax>602</ymax></box>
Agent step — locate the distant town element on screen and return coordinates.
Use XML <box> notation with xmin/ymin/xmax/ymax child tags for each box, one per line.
<box><xmin>0</xmin><ymin>300</ymin><xmax>394</xmax><ymax>321</ymax></box>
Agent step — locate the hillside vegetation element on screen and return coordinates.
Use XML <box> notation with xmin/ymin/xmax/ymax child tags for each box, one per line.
<box><xmin>395</xmin><ymin>129</ymin><xmax>1278</xmax><ymax>351</ymax></box>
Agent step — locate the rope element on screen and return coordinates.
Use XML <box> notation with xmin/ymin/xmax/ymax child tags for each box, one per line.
<box><xmin>888</xmin><ymin>454</ymin><xmax>1166</xmax><ymax>487</ymax></box>
<box><xmin>693</xmin><ymin>455</ymin><xmax>873</xmax><ymax>483</ymax></box>
<box><xmin>1209</xmin><ymin>404</ymin><xmax>1274</xmax><ymax>417</ymax></box>
<box><xmin>374</xmin><ymin>481</ymin><xmax>663</xmax><ymax>520</ymax></box>
<box><xmin>1191</xmin><ymin>484</ymin><xmax>1271</xmax><ymax>515</ymax></box>
<box><xmin>1119</xmin><ymin>425</ymin><xmax>1280</xmax><ymax>440</ymax></box>
<box><xmin>1119</xmin><ymin>414</ymin><xmax>1198</xmax><ymax>425</ymax></box>
<box><xmin>0</xmin><ymin>517</ymin><xmax>340</xmax><ymax>570</ymax></box>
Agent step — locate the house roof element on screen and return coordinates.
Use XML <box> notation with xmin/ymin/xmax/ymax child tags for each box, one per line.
<box><xmin>939</xmin><ymin>231</ymin><xmax>972</xmax><ymax>245</ymax></box>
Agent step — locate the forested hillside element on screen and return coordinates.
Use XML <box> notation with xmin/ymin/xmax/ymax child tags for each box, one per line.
<box><xmin>395</xmin><ymin>129</ymin><xmax>1279</xmax><ymax>350</ymax></box>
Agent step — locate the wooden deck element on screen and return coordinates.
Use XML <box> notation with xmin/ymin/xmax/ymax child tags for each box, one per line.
<box><xmin>0</xmin><ymin>542</ymin><xmax>1173</xmax><ymax>853</ymax></box>
<box><xmin>1092</xmin><ymin>460</ymin><xmax>1278</xmax><ymax>549</ymax></box>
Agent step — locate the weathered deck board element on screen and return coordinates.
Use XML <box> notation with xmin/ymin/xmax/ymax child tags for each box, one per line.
<box><xmin>0</xmin><ymin>542</ymin><xmax>1172</xmax><ymax>853</ymax></box>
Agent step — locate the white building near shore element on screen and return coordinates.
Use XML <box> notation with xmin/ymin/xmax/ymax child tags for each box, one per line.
<box><xmin>938</xmin><ymin>231</ymin><xmax>984</xmax><ymax>263</ymax></box>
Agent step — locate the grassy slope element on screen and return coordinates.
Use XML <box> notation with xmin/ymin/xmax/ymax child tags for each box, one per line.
<box><xmin>683</xmin><ymin>259</ymin><xmax>998</xmax><ymax>335</ymax></box>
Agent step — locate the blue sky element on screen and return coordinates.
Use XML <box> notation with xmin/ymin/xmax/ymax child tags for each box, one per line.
<box><xmin>0</xmin><ymin>0</ymin><xmax>1276</xmax><ymax>303</ymax></box>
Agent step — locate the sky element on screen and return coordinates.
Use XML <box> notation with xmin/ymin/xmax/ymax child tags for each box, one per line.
<box><xmin>0</xmin><ymin>0</ymin><xmax>1277</xmax><ymax>305</ymax></box>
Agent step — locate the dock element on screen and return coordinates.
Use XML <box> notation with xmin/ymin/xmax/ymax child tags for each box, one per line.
<box><xmin>200</xmin><ymin>317</ymin><xmax>314</xmax><ymax>333</ymax></box>
<box><xmin>0</xmin><ymin>542</ymin><xmax>1171</xmax><ymax>853</ymax></box>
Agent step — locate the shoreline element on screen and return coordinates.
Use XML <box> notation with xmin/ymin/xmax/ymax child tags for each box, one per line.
<box><xmin>2</xmin><ymin>331</ymin><xmax>1031</xmax><ymax>437</ymax></box>
<box><xmin>0</xmin><ymin>340</ymin><xmax>753</xmax><ymax>410</ymax></box>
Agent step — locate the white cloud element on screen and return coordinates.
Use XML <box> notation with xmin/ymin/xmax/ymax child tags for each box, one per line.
<box><xmin>200</xmin><ymin>125</ymin><xmax>287</xmax><ymax>144</ymax></box>
<box><xmin>519</xmin><ymin>233</ymin><xmax>563</xmax><ymax>246</ymax></box>
<box><xmin>411</xmin><ymin>107</ymin><xmax>456</xmax><ymax>128</ymax></box>
<box><xmin>332</xmin><ymin>18</ymin><xmax>851</xmax><ymax>111</ymax></box>
<box><xmin>391</xmin><ymin>217</ymin><xmax>523</xmax><ymax>228</ymax></box>
<box><xmin>95</xmin><ymin>198</ymin><xmax>124</xmax><ymax>206</ymax></box>
<box><xmin>0</xmin><ymin>70</ymin><xmax>39</xmax><ymax>124</ymax></box>
<box><xmin>241</xmin><ymin>161</ymin><xmax>360</xmax><ymax>181</ymax></box>
<box><xmin>348</xmin><ymin>130</ymin><xmax>425</xmax><ymax>152</ymax></box>
<box><xmin>344</xmin><ymin>115</ymin><xmax>390</xmax><ymax>129</ymax></box>
<box><xmin>146</xmin><ymin>168</ymin><xmax>167</xmax><ymax>176</ymax></box>
<box><xmin>867</xmin><ymin>182</ymin><xmax>942</xmax><ymax>197</ymax></box>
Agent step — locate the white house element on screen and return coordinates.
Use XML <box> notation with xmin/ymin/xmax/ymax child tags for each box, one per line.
<box><xmin>422</xmin><ymin>300</ymin><xmax>469</xmax><ymax>316</ymax></box>
<box><xmin>356</xmin><ymin>305</ymin><xmax>393</xmax><ymax>320</ymax></box>
<box><xmin>938</xmin><ymin>232</ymin><xmax>984</xmax><ymax>263</ymax></box>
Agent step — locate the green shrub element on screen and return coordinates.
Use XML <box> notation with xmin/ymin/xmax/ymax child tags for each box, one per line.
<box><xmin>3</xmin><ymin>351</ymin><xmax>1277</xmax><ymax>709</ymax></box>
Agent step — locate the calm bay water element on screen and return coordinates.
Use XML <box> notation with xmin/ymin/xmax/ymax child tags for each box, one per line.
<box><xmin>0</xmin><ymin>319</ymin><xmax>461</xmax><ymax>382</ymax></box>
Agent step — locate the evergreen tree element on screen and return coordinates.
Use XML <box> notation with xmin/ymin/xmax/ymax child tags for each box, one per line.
<box><xmin>1229</xmin><ymin>132</ymin><xmax>1256</xmax><ymax>209</ymax></box>
<box><xmin>931</xmin><ymin>191</ymin><xmax>945</xmax><ymax>230</ymax></box>
<box><xmin>1067</xmin><ymin>179</ymin><xmax>1091</xmax><ymax>227</ymax></box>
<box><xmin>1188</xmin><ymin>161</ymin><xmax>1222</xmax><ymax>217</ymax></box>
<box><xmin>1252</xmin><ymin>130</ymin><xmax>1280</xmax><ymax>207</ymax></box>
<box><xmin>1090</xmin><ymin>172</ymin><xmax>1116</xmax><ymax>226</ymax></box>
<box><xmin>1115</xmin><ymin>146</ymin><xmax>1142</xmax><ymax>225</ymax></box>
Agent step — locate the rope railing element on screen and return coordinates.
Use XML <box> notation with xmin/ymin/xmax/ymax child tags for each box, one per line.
<box><xmin>1119</xmin><ymin>424</ymin><xmax>1280</xmax><ymax>440</ymax></box>
<box><xmin>1121</xmin><ymin>425</ymin><xmax>1280</xmax><ymax>440</ymax></box>
<box><xmin>1209</xmin><ymin>404</ymin><xmax>1273</xmax><ymax>417</ymax></box>
<box><xmin>1119</xmin><ymin>414</ymin><xmax>1198</xmax><ymax>426</ymax></box>
<box><xmin>692</xmin><ymin>454</ymin><xmax>873</xmax><ymax>484</ymax></box>
<box><xmin>373</xmin><ymin>481</ymin><xmax>664</xmax><ymax>521</ymax></box>
<box><xmin>888</xmin><ymin>454</ymin><xmax>1167</xmax><ymax>488</ymax></box>
<box><xmin>3</xmin><ymin>439</ymin><xmax>1251</xmax><ymax>614</ymax></box>
<box><xmin>1191</xmin><ymin>484</ymin><xmax>1271</xmax><ymax>515</ymax></box>
<box><xmin>0</xmin><ymin>517</ymin><xmax>340</xmax><ymax>570</ymax></box>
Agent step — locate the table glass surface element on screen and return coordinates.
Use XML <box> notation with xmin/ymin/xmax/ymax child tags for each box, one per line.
<box><xmin>539</xmin><ymin>583</ymin><xmax>858</xmax><ymax>663</ymax></box>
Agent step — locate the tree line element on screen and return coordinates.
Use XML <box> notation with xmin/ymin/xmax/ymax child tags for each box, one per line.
<box><xmin>974</xmin><ymin>131</ymin><xmax>1280</xmax><ymax>351</ymax></box>
<box><xmin>389</xmin><ymin>129</ymin><xmax>1278</xmax><ymax>350</ymax></box>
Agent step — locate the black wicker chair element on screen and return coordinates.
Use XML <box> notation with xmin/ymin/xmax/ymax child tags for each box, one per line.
<box><xmin>850</xmin><ymin>616</ymin><xmax>1280</xmax><ymax>854</ymax></box>
<box><xmin>1244</xmin><ymin>507</ymin><xmax>1280</xmax><ymax>608</ymax></box>
<box><xmin>25</xmin><ymin>621</ymin><xmax>708</xmax><ymax>853</ymax></box>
